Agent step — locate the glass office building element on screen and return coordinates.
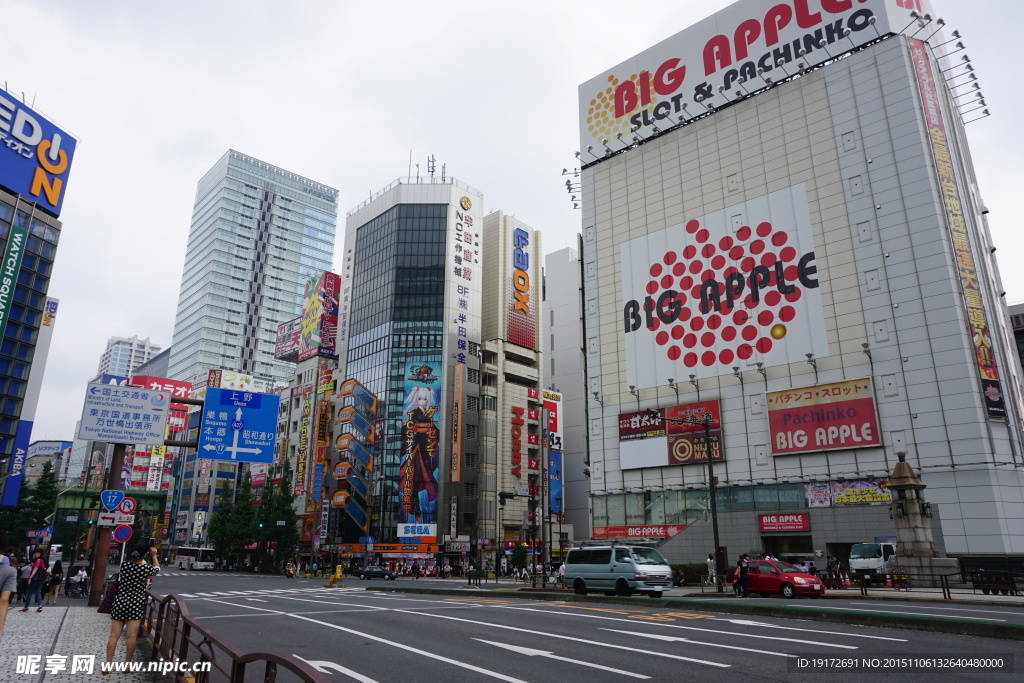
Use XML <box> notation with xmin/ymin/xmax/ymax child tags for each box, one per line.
<box><xmin>339</xmin><ymin>178</ymin><xmax>483</xmax><ymax>544</ymax></box>
<box><xmin>168</xmin><ymin>150</ymin><xmax>338</xmax><ymax>387</ymax></box>
<box><xmin>0</xmin><ymin>188</ymin><xmax>61</xmax><ymax>467</ymax></box>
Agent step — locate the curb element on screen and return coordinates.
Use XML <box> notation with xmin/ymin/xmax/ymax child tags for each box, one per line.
<box><xmin>367</xmin><ymin>586</ymin><xmax>1024</xmax><ymax>642</ymax></box>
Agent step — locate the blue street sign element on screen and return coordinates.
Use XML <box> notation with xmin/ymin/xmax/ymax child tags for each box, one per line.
<box><xmin>198</xmin><ymin>388</ymin><xmax>280</xmax><ymax>463</ymax></box>
<box><xmin>43</xmin><ymin>526</ymin><xmax>53</xmax><ymax>534</ymax></box>
<box><xmin>113</xmin><ymin>525</ymin><xmax>133</xmax><ymax>543</ymax></box>
<box><xmin>101</xmin><ymin>490</ymin><xmax>125</xmax><ymax>511</ymax></box>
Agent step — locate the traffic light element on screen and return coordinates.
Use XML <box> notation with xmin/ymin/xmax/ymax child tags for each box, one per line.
<box><xmin>258</xmin><ymin>522</ymin><xmax>264</xmax><ymax>528</ymax></box>
<box><xmin>86</xmin><ymin>519</ymin><xmax>94</xmax><ymax>526</ymax></box>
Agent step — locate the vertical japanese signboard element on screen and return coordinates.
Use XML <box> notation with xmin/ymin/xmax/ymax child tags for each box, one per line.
<box><xmin>909</xmin><ymin>38</ymin><xmax>1005</xmax><ymax>418</ymax></box>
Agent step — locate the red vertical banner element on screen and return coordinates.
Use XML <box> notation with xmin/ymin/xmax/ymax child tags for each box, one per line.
<box><xmin>909</xmin><ymin>38</ymin><xmax>1005</xmax><ymax>419</ymax></box>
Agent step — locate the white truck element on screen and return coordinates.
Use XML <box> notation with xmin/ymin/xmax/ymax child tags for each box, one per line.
<box><xmin>848</xmin><ymin>541</ymin><xmax>897</xmax><ymax>586</ymax></box>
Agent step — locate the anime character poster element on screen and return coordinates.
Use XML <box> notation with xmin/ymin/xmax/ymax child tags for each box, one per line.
<box><xmin>399</xmin><ymin>362</ymin><xmax>441</xmax><ymax>524</ymax></box>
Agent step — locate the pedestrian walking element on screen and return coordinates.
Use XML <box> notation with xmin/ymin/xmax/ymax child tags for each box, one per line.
<box><xmin>20</xmin><ymin>551</ymin><xmax>47</xmax><ymax>612</ymax></box>
<box><xmin>0</xmin><ymin>553</ymin><xmax>18</xmax><ymax>642</ymax></box>
<box><xmin>736</xmin><ymin>554</ymin><xmax>750</xmax><ymax>598</ymax></box>
<box><xmin>105</xmin><ymin>542</ymin><xmax>160</xmax><ymax>671</ymax></box>
<box><xmin>17</xmin><ymin>559</ymin><xmax>30</xmax><ymax>602</ymax></box>
<box><xmin>706</xmin><ymin>553</ymin><xmax>717</xmax><ymax>583</ymax></box>
<box><xmin>46</xmin><ymin>560</ymin><xmax>63</xmax><ymax>605</ymax></box>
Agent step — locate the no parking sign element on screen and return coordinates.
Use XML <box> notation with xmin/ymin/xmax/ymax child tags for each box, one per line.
<box><xmin>113</xmin><ymin>525</ymin><xmax>133</xmax><ymax>543</ymax></box>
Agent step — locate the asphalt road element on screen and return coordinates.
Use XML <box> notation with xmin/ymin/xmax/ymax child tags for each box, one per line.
<box><xmin>149</xmin><ymin>571</ymin><xmax>1023</xmax><ymax>682</ymax></box>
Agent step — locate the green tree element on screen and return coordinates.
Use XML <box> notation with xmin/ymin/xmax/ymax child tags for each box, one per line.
<box><xmin>511</xmin><ymin>541</ymin><xmax>528</xmax><ymax>572</ymax></box>
<box><xmin>207</xmin><ymin>482</ymin><xmax>236</xmax><ymax>562</ymax></box>
<box><xmin>255</xmin><ymin>467</ymin><xmax>299</xmax><ymax>570</ymax></box>
<box><xmin>23</xmin><ymin>462</ymin><xmax>59</xmax><ymax>532</ymax></box>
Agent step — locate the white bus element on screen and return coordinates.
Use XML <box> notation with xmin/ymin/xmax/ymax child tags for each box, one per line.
<box><xmin>173</xmin><ymin>546</ymin><xmax>216</xmax><ymax>570</ymax></box>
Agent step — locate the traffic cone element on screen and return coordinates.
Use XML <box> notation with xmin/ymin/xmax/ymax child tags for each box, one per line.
<box><xmin>886</xmin><ymin>573</ymin><xmax>893</xmax><ymax>588</ymax></box>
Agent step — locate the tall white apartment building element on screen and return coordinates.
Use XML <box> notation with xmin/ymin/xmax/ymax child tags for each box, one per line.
<box><xmin>168</xmin><ymin>151</ymin><xmax>338</xmax><ymax>386</ymax></box>
<box><xmin>95</xmin><ymin>335</ymin><xmax>161</xmax><ymax>379</ymax></box>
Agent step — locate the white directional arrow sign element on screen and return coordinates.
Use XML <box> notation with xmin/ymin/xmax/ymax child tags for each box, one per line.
<box><xmin>293</xmin><ymin>655</ymin><xmax>378</xmax><ymax>682</ymax></box>
<box><xmin>475</xmin><ymin>639</ymin><xmax>650</xmax><ymax>679</ymax></box>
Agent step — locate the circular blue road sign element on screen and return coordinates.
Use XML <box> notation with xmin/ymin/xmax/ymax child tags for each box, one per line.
<box><xmin>113</xmin><ymin>525</ymin><xmax>133</xmax><ymax>543</ymax></box>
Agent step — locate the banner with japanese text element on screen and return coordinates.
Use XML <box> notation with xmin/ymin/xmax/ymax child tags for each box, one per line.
<box><xmin>767</xmin><ymin>379</ymin><xmax>880</xmax><ymax>456</ymax></box>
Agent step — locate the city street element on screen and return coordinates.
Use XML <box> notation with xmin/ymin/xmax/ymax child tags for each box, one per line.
<box><xmin>149</xmin><ymin>572</ymin><xmax>1023</xmax><ymax>682</ymax></box>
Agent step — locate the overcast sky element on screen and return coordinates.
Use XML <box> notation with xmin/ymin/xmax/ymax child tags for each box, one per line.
<box><xmin>3</xmin><ymin>1</ymin><xmax>1019</xmax><ymax>442</ymax></box>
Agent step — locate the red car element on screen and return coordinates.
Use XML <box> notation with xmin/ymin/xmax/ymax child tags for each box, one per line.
<box><xmin>735</xmin><ymin>559</ymin><xmax>825</xmax><ymax>598</ymax></box>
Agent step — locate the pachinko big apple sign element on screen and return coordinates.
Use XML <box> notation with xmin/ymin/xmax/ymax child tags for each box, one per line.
<box><xmin>620</xmin><ymin>184</ymin><xmax>827</xmax><ymax>389</ymax></box>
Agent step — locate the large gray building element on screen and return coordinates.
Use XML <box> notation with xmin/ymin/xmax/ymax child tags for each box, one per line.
<box><xmin>578</xmin><ymin>0</ymin><xmax>1024</xmax><ymax>568</ymax></box>
<box><xmin>168</xmin><ymin>150</ymin><xmax>338</xmax><ymax>387</ymax></box>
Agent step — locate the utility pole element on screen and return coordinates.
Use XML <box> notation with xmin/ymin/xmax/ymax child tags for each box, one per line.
<box><xmin>87</xmin><ymin>443</ymin><xmax>126</xmax><ymax>606</ymax></box>
<box><xmin>650</xmin><ymin>409</ymin><xmax>723</xmax><ymax>593</ymax></box>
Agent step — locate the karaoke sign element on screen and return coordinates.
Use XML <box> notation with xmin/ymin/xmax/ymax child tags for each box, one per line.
<box><xmin>620</xmin><ymin>183</ymin><xmax>827</xmax><ymax>388</ymax></box>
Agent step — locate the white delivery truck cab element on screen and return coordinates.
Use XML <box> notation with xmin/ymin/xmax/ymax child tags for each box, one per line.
<box><xmin>848</xmin><ymin>541</ymin><xmax>897</xmax><ymax>586</ymax></box>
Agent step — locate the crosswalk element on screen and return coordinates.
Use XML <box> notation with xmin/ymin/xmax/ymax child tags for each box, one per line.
<box><xmin>175</xmin><ymin>586</ymin><xmax>366</xmax><ymax>599</ymax></box>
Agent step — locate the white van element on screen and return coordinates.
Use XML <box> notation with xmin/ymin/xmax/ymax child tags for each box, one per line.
<box><xmin>563</xmin><ymin>544</ymin><xmax>673</xmax><ymax>598</ymax></box>
<box><xmin>848</xmin><ymin>542</ymin><xmax>897</xmax><ymax>586</ymax></box>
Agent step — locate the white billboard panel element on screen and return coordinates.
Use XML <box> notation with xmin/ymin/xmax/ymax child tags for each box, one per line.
<box><xmin>620</xmin><ymin>183</ymin><xmax>827</xmax><ymax>389</ymax></box>
<box><xmin>578</xmin><ymin>0</ymin><xmax>902</xmax><ymax>152</ymax></box>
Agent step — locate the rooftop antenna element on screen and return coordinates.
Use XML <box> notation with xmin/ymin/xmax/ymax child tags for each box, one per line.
<box><xmin>441</xmin><ymin>162</ymin><xmax>446</xmax><ymax>183</ymax></box>
<box><xmin>415</xmin><ymin>162</ymin><xmax>420</xmax><ymax>182</ymax></box>
<box><xmin>427</xmin><ymin>154</ymin><xmax>436</xmax><ymax>179</ymax></box>
<box><xmin>408</xmin><ymin>149</ymin><xmax>413</xmax><ymax>177</ymax></box>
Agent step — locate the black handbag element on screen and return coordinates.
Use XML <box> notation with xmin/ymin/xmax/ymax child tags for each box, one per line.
<box><xmin>97</xmin><ymin>579</ymin><xmax>118</xmax><ymax>614</ymax></box>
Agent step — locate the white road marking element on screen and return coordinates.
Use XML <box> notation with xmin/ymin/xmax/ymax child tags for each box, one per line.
<box><xmin>294</xmin><ymin>655</ymin><xmax>379</xmax><ymax>682</ymax></box>
<box><xmin>389</xmin><ymin>608</ymin><xmax>729</xmax><ymax>668</ymax></box>
<box><xmin>806</xmin><ymin>606</ymin><xmax>1006</xmax><ymax>621</ymax></box>
<box><xmin>245</xmin><ymin>598</ymin><xmax>268</xmax><ymax>602</ymax></box>
<box><xmin>503</xmin><ymin>606</ymin><xmax>860</xmax><ymax>648</ymax></box>
<box><xmin>603</xmin><ymin>629</ymin><xmax>795</xmax><ymax>657</ymax></box>
<box><xmin>476</xmin><ymin>639</ymin><xmax>650</xmax><ymax>678</ymax></box>
<box><xmin>201</xmin><ymin>599</ymin><xmax>531</xmax><ymax>682</ymax></box>
<box><xmin>848</xmin><ymin>602</ymin><xmax>1024</xmax><ymax>617</ymax></box>
<box><xmin>720</xmin><ymin>618</ymin><xmax>907</xmax><ymax>641</ymax></box>
<box><xmin>177</xmin><ymin>593</ymin><xmax>197</xmax><ymax>598</ymax></box>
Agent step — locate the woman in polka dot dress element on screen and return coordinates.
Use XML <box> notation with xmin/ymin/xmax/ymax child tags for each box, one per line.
<box><xmin>105</xmin><ymin>543</ymin><xmax>160</xmax><ymax>669</ymax></box>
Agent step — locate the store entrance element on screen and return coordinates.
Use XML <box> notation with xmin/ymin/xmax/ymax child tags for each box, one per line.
<box><xmin>762</xmin><ymin>535</ymin><xmax>814</xmax><ymax>566</ymax></box>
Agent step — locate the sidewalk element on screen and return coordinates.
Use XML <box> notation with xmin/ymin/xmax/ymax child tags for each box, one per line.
<box><xmin>1</xmin><ymin>603</ymin><xmax>161</xmax><ymax>682</ymax></box>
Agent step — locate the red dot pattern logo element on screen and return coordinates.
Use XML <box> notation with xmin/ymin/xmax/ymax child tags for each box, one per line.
<box><xmin>644</xmin><ymin>219</ymin><xmax>804</xmax><ymax>368</ymax></box>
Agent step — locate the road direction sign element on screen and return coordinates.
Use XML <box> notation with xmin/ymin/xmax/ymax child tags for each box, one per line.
<box><xmin>113</xmin><ymin>525</ymin><xmax>133</xmax><ymax>543</ymax></box>
<box><xmin>66</xmin><ymin>515</ymin><xmax>78</xmax><ymax>522</ymax></box>
<box><xmin>43</xmin><ymin>526</ymin><xmax>52</xmax><ymax>534</ymax></box>
<box><xmin>118</xmin><ymin>497</ymin><xmax>137</xmax><ymax>515</ymax></box>
<box><xmin>25</xmin><ymin>530</ymin><xmax>49</xmax><ymax>538</ymax></box>
<box><xmin>98</xmin><ymin>513</ymin><xmax>135</xmax><ymax>527</ymax></box>
<box><xmin>78</xmin><ymin>382</ymin><xmax>171</xmax><ymax>446</ymax></box>
<box><xmin>198</xmin><ymin>388</ymin><xmax>280</xmax><ymax>463</ymax></box>
<box><xmin>100</xmin><ymin>490</ymin><xmax>125</xmax><ymax>511</ymax></box>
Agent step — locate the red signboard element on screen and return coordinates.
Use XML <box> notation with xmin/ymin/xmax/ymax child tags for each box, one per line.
<box><xmin>666</xmin><ymin>401</ymin><xmax>723</xmax><ymax>465</ymax></box>
<box><xmin>617</xmin><ymin>409</ymin><xmax>666</xmax><ymax>440</ymax></box>
<box><xmin>592</xmin><ymin>525</ymin><xmax>684</xmax><ymax>539</ymax></box>
<box><xmin>758</xmin><ymin>513</ymin><xmax>810</xmax><ymax>532</ymax></box>
<box><xmin>767</xmin><ymin>379</ymin><xmax>881</xmax><ymax>455</ymax></box>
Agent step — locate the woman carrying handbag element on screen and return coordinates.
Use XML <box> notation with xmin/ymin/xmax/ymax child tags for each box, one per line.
<box><xmin>103</xmin><ymin>543</ymin><xmax>160</xmax><ymax>672</ymax></box>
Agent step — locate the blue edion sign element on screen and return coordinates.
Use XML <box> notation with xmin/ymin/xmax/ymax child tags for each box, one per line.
<box><xmin>0</xmin><ymin>87</ymin><xmax>77</xmax><ymax>216</ymax></box>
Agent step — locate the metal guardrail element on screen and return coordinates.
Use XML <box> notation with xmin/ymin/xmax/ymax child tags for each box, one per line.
<box><xmin>140</xmin><ymin>591</ymin><xmax>329</xmax><ymax>683</ymax></box>
<box><xmin>838</xmin><ymin>568</ymin><xmax>1023</xmax><ymax>600</ymax></box>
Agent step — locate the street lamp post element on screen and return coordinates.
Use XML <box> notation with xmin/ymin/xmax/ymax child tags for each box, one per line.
<box><xmin>650</xmin><ymin>409</ymin><xmax>723</xmax><ymax>592</ymax></box>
